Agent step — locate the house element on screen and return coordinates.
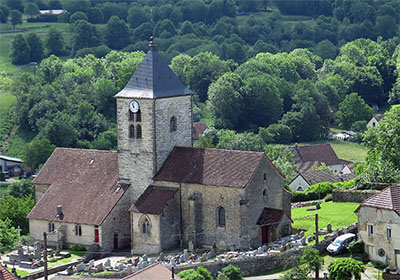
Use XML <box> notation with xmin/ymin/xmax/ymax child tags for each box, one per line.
<box><xmin>332</xmin><ymin>131</ymin><xmax>357</xmax><ymax>141</ymax></box>
<box><xmin>289</xmin><ymin>168</ymin><xmax>356</xmax><ymax>192</ymax></box>
<box><xmin>0</xmin><ymin>264</ymin><xmax>18</xmax><ymax>280</ymax></box>
<box><xmin>27</xmin><ymin>149</ymin><xmax>131</xmax><ymax>251</ymax></box>
<box><xmin>192</xmin><ymin>122</ymin><xmax>208</xmax><ymax>144</ymax></box>
<box><xmin>28</xmin><ymin>37</ymin><xmax>291</xmax><ymax>253</ymax></box>
<box><xmin>367</xmin><ymin>114</ymin><xmax>387</xmax><ymax>128</ymax></box>
<box><xmin>355</xmin><ymin>184</ymin><xmax>400</xmax><ymax>268</ymax></box>
<box><xmin>289</xmin><ymin>144</ymin><xmax>349</xmax><ymax>173</ymax></box>
<box><xmin>122</xmin><ymin>263</ymin><xmax>181</xmax><ymax>280</ymax></box>
<box><xmin>0</xmin><ymin>155</ymin><xmax>23</xmax><ymax>177</ymax></box>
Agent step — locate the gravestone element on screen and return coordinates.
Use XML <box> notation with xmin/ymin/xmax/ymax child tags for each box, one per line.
<box><xmin>179</xmin><ymin>255</ymin><xmax>184</xmax><ymax>264</ymax></box>
<box><xmin>188</xmin><ymin>240</ymin><xmax>194</xmax><ymax>251</ymax></box>
<box><xmin>66</xmin><ymin>266</ymin><xmax>74</xmax><ymax>275</ymax></box>
<box><xmin>88</xmin><ymin>259</ymin><xmax>95</xmax><ymax>267</ymax></box>
<box><xmin>207</xmin><ymin>248</ymin><xmax>215</xmax><ymax>260</ymax></box>
<box><xmin>327</xmin><ymin>223</ymin><xmax>332</xmax><ymax>233</ymax></box>
<box><xmin>96</xmin><ymin>263</ymin><xmax>104</xmax><ymax>272</ymax></box>
<box><xmin>126</xmin><ymin>264</ymin><xmax>132</xmax><ymax>274</ymax></box>
<box><xmin>34</xmin><ymin>241</ymin><xmax>41</xmax><ymax>260</ymax></box>
<box><xmin>159</xmin><ymin>252</ymin><xmax>164</xmax><ymax>262</ymax></box>
<box><xmin>183</xmin><ymin>249</ymin><xmax>189</xmax><ymax>262</ymax></box>
<box><xmin>104</xmin><ymin>259</ymin><xmax>111</xmax><ymax>267</ymax></box>
<box><xmin>149</xmin><ymin>258</ymin><xmax>156</xmax><ymax>265</ymax></box>
<box><xmin>76</xmin><ymin>263</ymin><xmax>86</xmax><ymax>273</ymax></box>
<box><xmin>142</xmin><ymin>254</ymin><xmax>148</xmax><ymax>262</ymax></box>
<box><xmin>118</xmin><ymin>263</ymin><xmax>125</xmax><ymax>271</ymax></box>
<box><xmin>17</xmin><ymin>245</ymin><xmax>23</xmax><ymax>258</ymax></box>
<box><xmin>201</xmin><ymin>253</ymin><xmax>207</xmax><ymax>262</ymax></box>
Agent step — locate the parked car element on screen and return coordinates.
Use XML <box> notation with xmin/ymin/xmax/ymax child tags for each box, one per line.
<box><xmin>327</xmin><ymin>233</ymin><xmax>356</xmax><ymax>254</ymax></box>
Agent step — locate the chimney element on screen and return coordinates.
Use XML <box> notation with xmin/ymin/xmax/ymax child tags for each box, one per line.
<box><xmin>56</xmin><ymin>205</ymin><xmax>62</xmax><ymax>215</ymax></box>
<box><xmin>171</xmin><ymin>266</ymin><xmax>175</xmax><ymax>280</ymax></box>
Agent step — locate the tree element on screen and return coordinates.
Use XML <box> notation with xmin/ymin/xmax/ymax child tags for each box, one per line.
<box><xmin>10</xmin><ymin>9</ymin><xmax>22</xmax><ymax>29</ymax></box>
<box><xmin>178</xmin><ymin>266</ymin><xmax>213</xmax><ymax>280</ymax></box>
<box><xmin>0</xmin><ymin>5</ymin><xmax>10</xmax><ymax>23</ymax></box>
<box><xmin>87</xmin><ymin>7</ymin><xmax>104</xmax><ymax>24</ymax></box>
<box><xmin>105</xmin><ymin>16</ymin><xmax>130</xmax><ymax>50</ymax></box>
<box><xmin>25</xmin><ymin>33</ymin><xmax>44</xmax><ymax>62</ymax></box>
<box><xmin>0</xmin><ymin>195</ymin><xmax>35</xmax><ymax>235</ymax></box>
<box><xmin>127</xmin><ymin>6</ymin><xmax>148</xmax><ymax>29</ymax></box>
<box><xmin>0</xmin><ymin>218</ymin><xmax>18</xmax><ymax>253</ymax></box>
<box><xmin>10</xmin><ymin>34</ymin><xmax>30</xmax><ymax>65</ymax></box>
<box><xmin>328</xmin><ymin>258</ymin><xmax>365</xmax><ymax>280</ymax></box>
<box><xmin>70</xmin><ymin>11</ymin><xmax>88</xmax><ymax>23</ymax></box>
<box><xmin>217</xmin><ymin>264</ymin><xmax>243</xmax><ymax>280</ymax></box>
<box><xmin>24</xmin><ymin>138</ymin><xmax>55</xmax><ymax>170</ymax></box>
<box><xmin>24</xmin><ymin>3</ymin><xmax>39</xmax><ymax>18</ymax></box>
<box><xmin>361</xmin><ymin>105</ymin><xmax>400</xmax><ymax>183</ymax></box>
<box><xmin>45</xmin><ymin>27</ymin><xmax>65</xmax><ymax>56</ymax></box>
<box><xmin>264</xmin><ymin>145</ymin><xmax>297</xmax><ymax>184</ymax></box>
<box><xmin>259</xmin><ymin>123</ymin><xmax>292</xmax><ymax>144</ymax></box>
<box><xmin>6</xmin><ymin>0</ymin><xmax>23</xmax><ymax>12</ymax></box>
<box><xmin>207</xmin><ymin>72</ymin><xmax>244</xmax><ymax>129</ymax></box>
<box><xmin>7</xmin><ymin>180</ymin><xmax>34</xmax><ymax>198</ymax></box>
<box><xmin>336</xmin><ymin>93</ymin><xmax>373</xmax><ymax>130</ymax></box>
<box><xmin>71</xmin><ymin>20</ymin><xmax>101</xmax><ymax>54</ymax></box>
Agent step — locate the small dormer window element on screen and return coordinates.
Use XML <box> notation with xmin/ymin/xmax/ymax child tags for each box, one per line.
<box><xmin>170</xmin><ymin>116</ymin><xmax>177</xmax><ymax>132</ymax></box>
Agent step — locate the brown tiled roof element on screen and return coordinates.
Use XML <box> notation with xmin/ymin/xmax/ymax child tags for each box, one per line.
<box><xmin>374</xmin><ymin>114</ymin><xmax>387</xmax><ymax>122</ymax></box>
<box><xmin>0</xmin><ymin>265</ymin><xmax>17</xmax><ymax>280</ymax></box>
<box><xmin>122</xmin><ymin>263</ymin><xmax>181</xmax><ymax>280</ymax></box>
<box><xmin>301</xmin><ymin>169</ymin><xmax>341</xmax><ymax>185</ymax></box>
<box><xmin>290</xmin><ymin>144</ymin><xmax>347</xmax><ymax>166</ymax></box>
<box><xmin>130</xmin><ymin>186</ymin><xmax>178</xmax><ymax>214</ymax></box>
<box><xmin>297</xmin><ymin>161</ymin><xmax>321</xmax><ymax>173</ymax></box>
<box><xmin>357</xmin><ymin>184</ymin><xmax>400</xmax><ymax>216</ymax></box>
<box><xmin>257</xmin><ymin>208</ymin><xmax>290</xmax><ymax>226</ymax></box>
<box><xmin>154</xmin><ymin>147</ymin><xmax>281</xmax><ymax>188</ymax></box>
<box><xmin>193</xmin><ymin>122</ymin><xmax>208</xmax><ymax>140</ymax></box>
<box><xmin>28</xmin><ymin>148</ymin><xmax>129</xmax><ymax>225</ymax></box>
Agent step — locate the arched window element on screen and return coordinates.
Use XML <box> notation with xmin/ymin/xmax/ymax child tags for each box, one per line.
<box><xmin>218</xmin><ymin>207</ymin><xmax>226</xmax><ymax>227</ymax></box>
<box><xmin>129</xmin><ymin>110</ymin><xmax>134</xmax><ymax>121</ymax></box>
<box><xmin>170</xmin><ymin>116</ymin><xmax>177</xmax><ymax>132</ymax></box>
<box><xmin>142</xmin><ymin>218</ymin><xmax>150</xmax><ymax>235</ymax></box>
<box><xmin>136</xmin><ymin>125</ymin><xmax>142</xmax><ymax>138</ymax></box>
<box><xmin>136</xmin><ymin>109</ymin><xmax>141</xmax><ymax>122</ymax></box>
<box><xmin>129</xmin><ymin>125</ymin><xmax>135</xmax><ymax>138</ymax></box>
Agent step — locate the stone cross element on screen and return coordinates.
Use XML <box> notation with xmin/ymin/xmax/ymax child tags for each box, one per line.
<box><xmin>17</xmin><ymin>226</ymin><xmax>22</xmax><ymax>245</ymax></box>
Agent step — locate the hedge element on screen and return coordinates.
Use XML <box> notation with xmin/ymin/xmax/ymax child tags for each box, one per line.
<box><xmin>292</xmin><ymin>180</ymin><xmax>355</xmax><ymax>202</ymax></box>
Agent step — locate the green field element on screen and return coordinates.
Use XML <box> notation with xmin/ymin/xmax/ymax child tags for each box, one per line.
<box><xmin>292</xmin><ymin>201</ymin><xmax>359</xmax><ymax>237</ymax></box>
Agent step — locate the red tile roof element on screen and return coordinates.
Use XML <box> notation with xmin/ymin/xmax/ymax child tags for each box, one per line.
<box><xmin>0</xmin><ymin>265</ymin><xmax>17</xmax><ymax>280</ymax></box>
<box><xmin>257</xmin><ymin>208</ymin><xmax>290</xmax><ymax>226</ymax></box>
<box><xmin>122</xmin><ymin>263</ymin><xmax>181</xmax><ymax>280</ymax></box>
<box><xmin>192</xmin><ymin>122</ymin><xmax>208</xmax><ymax>140</ymax></box>
<box><xmin>28</xmin><ymin>148</ymin><xmax>129</xmax><ymax>225</ymax></box>
<box><xmin>130</xmin><ymin>186</ymin><xmax>178</xmax><ymax>214</ymax></box>
<box><xmin>357</xmin><ymin>184</ymin><xmax>400</xmax><ymax>216</ymax></box>
<box><xmin>290</xmin><ymin>144</ymin><xmax>348</xmax><ymax>166</ymax></box>
<box><xmin>301</xmin><ymin>168</ymin><xmax>341</xmax><ymax>185</ymax></box>
<box><xmin>154</xmin><ymin>146</ymin><xmax>281</xmax><ymax>188</ymax></box>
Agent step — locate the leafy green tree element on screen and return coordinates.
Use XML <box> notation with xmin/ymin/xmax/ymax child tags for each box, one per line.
<box><xmin>328</xmin><ymin>258</ymin><xmax>365</xmax><ymax>280</ymax></box>
<box><xmin>6</xmin><ymin>0</ymin><xmax>23</xmax><ymax>12</ymax></box>
<box><xmin>24</xmin><ymin>138</ymin><xmax>55</xmax><ymax>170</ymax></box>
<box><xmin>280</xmin><ymin>265</ymin><xmax>310</xmax><ymax>280</ymax></box>
<box><xmin>170</xmin><ymin>54</ymin><xmax>191</xmax><ymax>83</ymax></box>
<box><xmin>63</xmin><ymin>0</ymin><xmax>90</xmax><ymax>14</ymax></box>
<box><xmin>90</xmin><ymin>129</ymin><xmax>117</xmax><ymax>150</ymax></box>
<box><xmin>48</xmin><ymin>0</ymin><xmax>62</xmax><ymax>9</ymax></box>
<box><xmin>259</xmin><ymin>124</ymin><xmax>292</xmax><ymax>144</ymax></box>
<box><xmin>217</xmin><ymin>264</ymin><xmax>243</xmax><ymax>280</ymax></box>
<box><xmin>45</xmin><ymin>27</ymin><xmax>65</xmax><ymax>56</ymax></box>
<box><xmin>25</xmin><ymin>33</ymin><xmax>44</xmax><ymax>62</ymax></box>
<box><xmin>0</xmin><ymin>219</ymin><xmax>18</xmax><ymax>253</ymax></box>
<box><xmin>71</xmin><ymin>20</ymin><xmax>101</xmax><ymax>54</ymax></box>
<box><xmin>207</xmin><ymin>72</ymin><xmax>244</xmax><ymax>129</ymax></box>
<box><xmin>127</xmin><ymin>6</ymin><xmax>148</xmax><ymax>28</ymax></box>
<box><xmin>105</xmin><ymin>16</ymin><xmax>130</xmax><ymax>50</ymax></box>
<box><xmin>10</xmin><ymin>34</ymin><xmax>30</xmax><ymax>65</ymax></box>
<box><xmin>40</xmin><ymin>116</ymin><xmax>78</xmax><ymax>147</ymax></box>
<box><xmin>264</xmin><ymin>145</ymin><xmax>297</xmax><ymax>184</ymax></box>
<box><xmin>178</xmin><ymin>266</ymin><xmax>213</xmax><ymax>280</ymax></box>
<box><xmin>0</xmin><ymin>195</ymin><xmax>34</xmax><ymax>235</ymax></box>
<box><xmin>301</xmin><ymin>247</ymin><xmax>324</xmax><ymax>274</ymax></box>
<box><xmin>8</xmin><ymin>180</ymin><xmax>34</xmax><ymax>198</ymax></box>
<box><xmin>70</xmin><ymin>11</ymin><xmax>88</xmax><ymax>23</ymax></box>
<box><xmin>10</xmin><ymin>9</ymin><xmax>22</xmax><ymax>29</ymax></box>
<box><xmin>216</xmin><ymin>130</ymin><xmax>264</xmax><ymax>152</ymax></box>
<box><xmin>0</xmin><ymin>5</ymin><xmax>10</xmax><ymax>23</ymax></box>
<box><xmin>336</xmin><ymin>93</ymin><xmax>373</xmax><ymax>130</ymax></box>
<box><xmin>87</xmin><ymin>7</ymin><xmax>104</xmax><ymax>24</ymax></box>
<box><xmin>24</xmin><ymin>3</ymin><xmax>39</xmax><ymax>18</ymax></box>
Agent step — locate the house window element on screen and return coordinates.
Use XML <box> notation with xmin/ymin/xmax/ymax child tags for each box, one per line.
<box><xmin>129</xmin><ymin>110</ymin><xmax>134</xmax><ymax>121</ymax></box>
<box><xmin>136</xmin><ymin>125</ymin><xmax>142</xmax><ymax>138</ymax></box>
<box><xmin>368</xmin><ymin>224</ymin><xmax>373</xmax><ymax>236</ymax></box>
<box><xmin>142</xmin><ymin>218</ymin><xmax>150</xmax><ymax>235</ymax></box>
<box><xmin>129</xmin><ymin>125</ymin><xmax>135</xmax><ymax>138</ymax></box>
<box><xmin>263</xmin><ymin>173</ymin><xmax>266</xmax><ymax>182</ymax></box>
<box><xmin>218</xmin><ymin>207</ymin><xmax>226</xmax><ymax>227</ymax></box>
<box><xmin>75</xmin><ymin>224</ymin><xmax>82</xmax><ymax>236</ymax></box>
<box><xmin>170</xmin><ymin>116</ymin><xmax>177</xmax><ymax>132</ymax></box>
<box><xmin>136</xmin><ymin>110</ymin><xmax>141</xmax><ymax>122</ymax></box>
<box><xmin>48</xmin><ymin>222</ymin><xmax>55</xmax><ymax>232</ymax></box>
<box><xmin>387</xmin><ymin>228</ymin><xmax>392</xmax><ymax>240</ymax></box>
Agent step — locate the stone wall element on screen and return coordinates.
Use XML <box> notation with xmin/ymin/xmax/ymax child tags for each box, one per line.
<box><xmin>34</xmin><ymin>183</ymin><xmax>50</xmax><ymax>203</ymax></box>
<box><xmin>383</xmin><ymin>272</ymin><xmax>400</xmax><ymax>279</ymax></box>
<box><xmin>332</xmin><ymin>189</ymin><xmax>379</xmax><ymax>203</ymax></box>
<box><xmin>174</xmin><ymin>249</ymin><xmax>303</xmax><ymax>276</ymax></box>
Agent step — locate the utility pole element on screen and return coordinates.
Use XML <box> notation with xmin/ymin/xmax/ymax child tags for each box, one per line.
<box><xmin>43</xmin><ymin>232</ymin><xmax>48</xmax><ymax>280</ymax></box>
<box><xmin>315</xmin><ymin>214</ymin><xmax>319</xmax><ymax>280</ymax></box>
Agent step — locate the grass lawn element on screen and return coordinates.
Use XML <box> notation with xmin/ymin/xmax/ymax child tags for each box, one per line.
<box><xmin>7</xmin><ymin>267</ymin><xmax>29</xmax><ymax>277</ymax></box>
<box><xmin>292</xmin><ymin>201</ymin><xmax>359</xmax><ymax>238</ymax></box>
<box><xmin>48</xmin><ymin>251</ymin><xmax>85</xmax><ymax>268</ymax></box>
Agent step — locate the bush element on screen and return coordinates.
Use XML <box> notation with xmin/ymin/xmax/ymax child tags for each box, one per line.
<box><xmin>70</xmin><ymin>245</ymin><xmax>86</xmax><ymax>251</ymax></box>
<box><xmin>0</xmin><ymin>172</ymin><xmax>5</xmax><ymax>181</ymax></box>
<box><xmin>324</xmin><ymin>193</ymin><xmax>332</xmax><ymax>202</ymax></box>
<box><xmin>27</xmin><ymin>14</ymin><xmax>58</xmax><ymax>22</ymax></box>
<box><xmin>347</xmin><ymin>239</ymin><xmax>364</xmax><ymax>255</ymax></box>
<box><xmin>75</xmin><ymin>45</ymin><xmax>111</xmax><ymax>58</ymax></box>
<box><xmin>217</xmin><ymin>264</ymin><xmax>243</xmax><ymax>280</ymax></box>
<box><xmin>292</xmin><ymin>180</ymin><xmax>355</xmax><ymax>202</ymax></box>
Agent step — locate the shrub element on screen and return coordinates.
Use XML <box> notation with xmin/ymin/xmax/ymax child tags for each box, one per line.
<box><xmin>347</xmin><ymin>239</ymin><xmax>364</xmax><ymax>255</ymax></box>
<box><xmin>292</xmin><ymin>180</ymin><xmax>355</xmax><ymax>202</ymax></box>
<box><xmin>324</xmin><ymin>193</ymin><xmax>332</xmax><ymax>202</ymax></box>
<box><xmin>217</xmin><ymin>264</ymin><xmax>243</xmax><ymax>280</ymax></box>
<box><xmin>70</xmin><ymin>245</ymin><xmax>86</xmax><ymax>251</ymax></box>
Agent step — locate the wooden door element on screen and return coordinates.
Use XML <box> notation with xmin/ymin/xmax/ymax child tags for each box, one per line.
<box><xmin>94</xmin><ymin>229</ymin><xmax>99</xmax><ymax>243</ymax></box>
<box><xmin>113</xmin><ymin>233</ymin><xmax>118</xmax><ymax>249</ymax></box>
<box><xmin>262</xmin><ymin>226</ymin><xmax>269</xmax><ymax>244</ymax></box>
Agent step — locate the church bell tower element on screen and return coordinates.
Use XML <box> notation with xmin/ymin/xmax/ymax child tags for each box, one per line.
<box><xmin>114</xmin><ymin>37</ymin><xmax>193</xmax><ymax>201</ymax></box>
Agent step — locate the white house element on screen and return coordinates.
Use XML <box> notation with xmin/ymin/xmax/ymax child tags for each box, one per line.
<box><xmin>367</xmin><ymin>115</ymin><xmax>386</xmax><ymax>128</ymax></box>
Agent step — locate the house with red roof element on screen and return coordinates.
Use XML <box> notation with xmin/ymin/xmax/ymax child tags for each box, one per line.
<box><xmin>122</xmin><ymin>263</ymin><xmax>181</xmax><ymax>280</ymax></box>
<box><xmin>0</xmin><ymin>264</ymin><xmax>18</xmax><ymax>280</ymax></box>
<box><xmin>355</xmin><ymin>184</ymin><xmax>400</xmax><ymax>269</ymax></box>
<box><xmin>28</xmin><ymin>37</ymin><xmax>291</xmax><ymax>254</ymax></box>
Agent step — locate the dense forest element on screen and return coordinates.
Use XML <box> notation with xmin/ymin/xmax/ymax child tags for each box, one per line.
<box><xmin>0</xmin><ymin>0</ymin><xmax>399</xmax><ymax>176</ymax></box>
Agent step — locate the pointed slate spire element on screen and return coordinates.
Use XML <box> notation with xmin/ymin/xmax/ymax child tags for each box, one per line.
<box><xmin>115</xmin><ymin>37</ymin><xmax>193</xmax><ymax>99</ymax></box>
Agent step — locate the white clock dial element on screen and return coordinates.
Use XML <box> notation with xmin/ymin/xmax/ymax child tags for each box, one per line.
<box><xmin>129</xmin><ymin>100</ymin><xmax>140</xmax><ymax>113</ymax></box>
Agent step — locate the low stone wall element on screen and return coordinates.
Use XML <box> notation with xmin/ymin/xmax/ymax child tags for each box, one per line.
<box><xmin>174</xmin><ymin>249</ymin><xmax>303</xmax><ymax>276</ymax></box>
<box><xmin>21</xmin><ymin>260</ymin><xmax>82</xmax><ymax>280</ymax></box>
<box><xmin>332</xmin><ymin>189</ymin><xmax>379</xmax><ymax>203</ymax></box>
<box><xmin>383</xmin><ymin>272</ymin><xmax>400</xmax><ymax>279</ymax></box>
<box><xmin>291</xmin><ymin>200</ymin><xmax>324</xmax><ymax>209</ymax></box>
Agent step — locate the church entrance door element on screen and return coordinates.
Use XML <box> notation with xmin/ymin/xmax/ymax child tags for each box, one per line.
<box><xmin>262</xmin><ymin>226</ymin><xmax>269</xmax><ymax>244</ymax></box>
<box><xmin>113</xmin><ymin>233</ymin><xmax>118</xmax><ymax>250</ymax></box>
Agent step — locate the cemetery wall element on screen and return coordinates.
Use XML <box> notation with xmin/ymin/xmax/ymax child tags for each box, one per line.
<box><xmin>332</xmin><ymin>189</ymin><xmax>379</xmax><ymax>203</ymax></box>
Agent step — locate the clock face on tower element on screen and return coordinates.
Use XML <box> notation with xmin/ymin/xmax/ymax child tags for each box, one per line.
<box><xmin>129</xmin><ymin>100</ymin><xmax>140</xmax><ymax>113</ymax></box>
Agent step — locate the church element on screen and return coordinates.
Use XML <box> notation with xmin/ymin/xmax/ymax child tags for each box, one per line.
<box><xmin>27</xmin><ymin>38</ymin><xmax>292</xmax><ymax>254</ymax></box>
